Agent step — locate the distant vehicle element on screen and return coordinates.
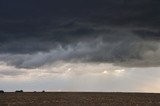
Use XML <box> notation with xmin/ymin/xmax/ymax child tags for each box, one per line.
<box><xmin>15</xmin><ymin>90</ymin><xmax>23</xmax><ymax>93</ymax></box>
<box><xmin>0</xmin><ymin>90</ymin><xmax>4</xmax><ymax>93</ymax></box>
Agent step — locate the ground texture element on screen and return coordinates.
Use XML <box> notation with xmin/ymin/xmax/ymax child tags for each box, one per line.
<box><xmin>0</xmin><ymin>92</ymin><xmax>160</xmax><ymax>106</ymax></box>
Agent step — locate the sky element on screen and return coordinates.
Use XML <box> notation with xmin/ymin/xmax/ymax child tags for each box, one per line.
<box><xmin>0</xmin><ymin>0</ymin><xmax>160</xmax><ymax>92</ymax></box>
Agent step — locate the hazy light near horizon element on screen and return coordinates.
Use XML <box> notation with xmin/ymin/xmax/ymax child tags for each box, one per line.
<box><xmin>0</xmin><ymin>61</ymin><xmax>160</xmax><ymax>92</ymax></box>
<box><xmin>0</xmin><ymin>61</ymin><xmax>124</xmax><ymax>80</ymax></box>
<box><xmin>102</xmin><ymin>70</ymin><xmax>108</xmax><ymax>74</ymax></box>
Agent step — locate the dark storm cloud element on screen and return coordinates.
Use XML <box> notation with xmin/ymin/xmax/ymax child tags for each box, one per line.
<box><xmin>1</xmin><ymin>0</ymin><xmax>160</xmax><ymax>31</ymax></box>
<box><xmin>0</xmin><ymin>0</ymin><xmax>160</xmax><ymax>68</ymax></box>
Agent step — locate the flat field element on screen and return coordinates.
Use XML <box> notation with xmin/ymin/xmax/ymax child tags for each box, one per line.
<box><xmin>0</xmin><ymin>92</ymin><xmax>160</xmax><ymax>106</ymax></box>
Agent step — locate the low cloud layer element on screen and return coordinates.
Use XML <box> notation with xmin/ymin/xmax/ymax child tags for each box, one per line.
<box><xmin>0</xmin><ymin>28</ymin><xmax>160</xmax><ymax>68</ymax></box>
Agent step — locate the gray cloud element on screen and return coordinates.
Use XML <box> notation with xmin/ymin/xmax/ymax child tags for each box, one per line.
<box><xmin>0</xmin><ymin>63</ymin><xmax>27</xmax><ymax>76</ymax></box>
<box><xmin>1</xmin><ymin>0</ymin><xmax>160</xmax><ymax>93</ymax></box>
<box><xmin>0</xmin><ymin>29</ymin><xmax>159</xmax><ymax>68</ymax></box>
<box><xmin>0</xmin><ymin>0</ymin><xmax>160</xmax><ymax>68</ymax></box>
<box><xmin>0</xmin><ymin>69</ymin><xmax>26</xmax><ymax>76</ymax></box>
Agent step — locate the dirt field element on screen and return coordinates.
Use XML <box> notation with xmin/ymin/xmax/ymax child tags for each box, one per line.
<box><xmin>0</xmin><ymin>92</ymin><xmax>160</xmax><ymax>106</ymax></box>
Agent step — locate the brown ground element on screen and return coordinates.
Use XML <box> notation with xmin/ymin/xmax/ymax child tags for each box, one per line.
<box><xmin>0</xmin><ymin>92</ymin><xmax>160</xmax><ymax>106</ymax></box>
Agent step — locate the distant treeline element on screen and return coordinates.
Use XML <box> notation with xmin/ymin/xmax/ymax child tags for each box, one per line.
<box><xmin>0</xmin><ymin>90</ymin><xmax>46</xmax><ymax>93</ymax></box>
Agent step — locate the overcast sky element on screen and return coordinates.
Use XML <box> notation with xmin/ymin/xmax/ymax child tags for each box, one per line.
<box><xmin>0</xmin><ymin>0</ymin><xmax>160</xmax><ymax>92</ymax></box>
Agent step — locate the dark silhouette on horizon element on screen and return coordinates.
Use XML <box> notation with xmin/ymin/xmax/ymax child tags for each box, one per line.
<box><xmin>0</xmin><ymin>90</ymin><xmax>4</xmax><ymax>93</ymax></box>
<box><xmin>15</xmin><ymin>90</ymin><xmax>23</xmax><ymax>93</ymax></box>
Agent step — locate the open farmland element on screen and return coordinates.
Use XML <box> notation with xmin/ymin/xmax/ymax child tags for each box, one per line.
<box><xmin>0</xmin><ymin>92</ymin><xmax>160</xmax><ymax>106</ymax></box>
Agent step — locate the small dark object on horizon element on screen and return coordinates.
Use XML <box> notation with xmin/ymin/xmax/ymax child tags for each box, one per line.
<box><xmin>15</xmin><ymin>90</ymin><xmax>23</xmax><ymax>93</ymax></box>
<box><xmin>42</xmin><ymin>90</ymin><xmax>45</xmax><ymax>92</ymax></box>
<box><xmin>0</xmin><ymin>90</ymin><xmax>4</xmax><ymax>93</ymax></box>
